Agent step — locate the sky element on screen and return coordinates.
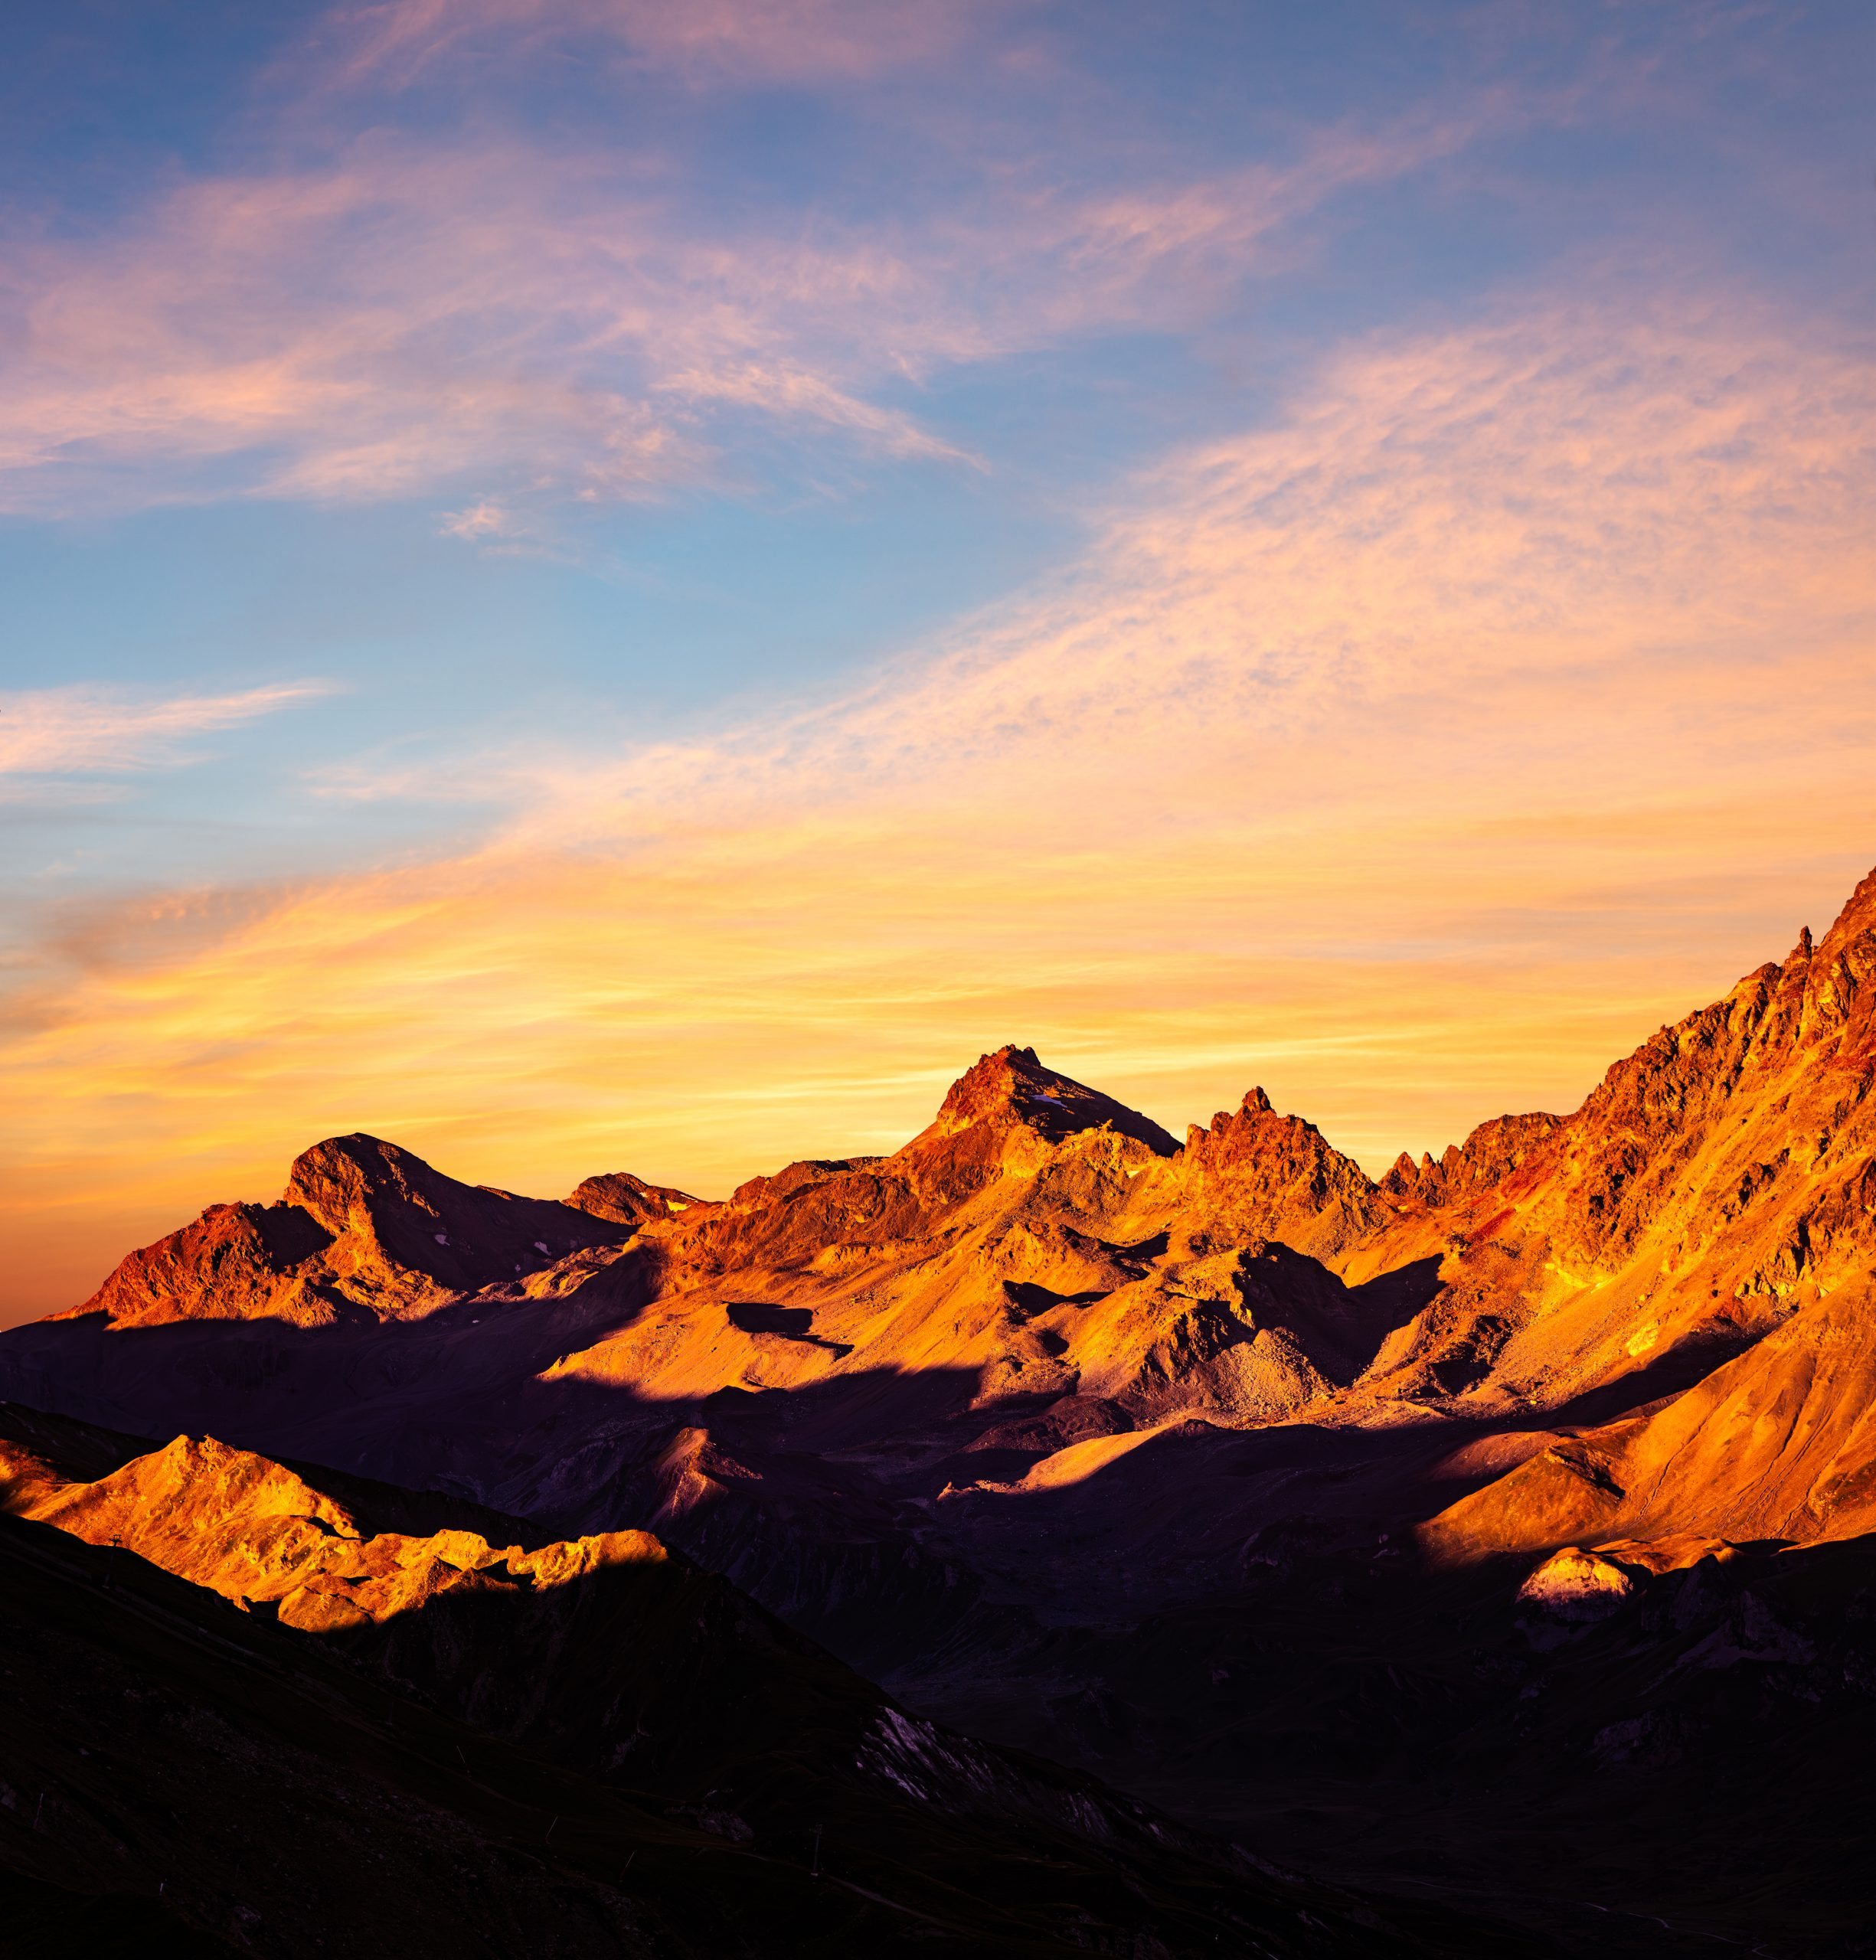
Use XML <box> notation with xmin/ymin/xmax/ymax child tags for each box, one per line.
<box><xmin>2</xmin><ymin>0</ymin><xmax>1871</xmax><ymax>1325</ymax></box>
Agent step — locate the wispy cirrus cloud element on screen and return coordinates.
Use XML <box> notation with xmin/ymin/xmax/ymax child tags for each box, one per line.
<box><xmin>471</xmin><ymin>292</ymin><xmax>1874</xmax><ymax>856</ymax></box>
<box><xmin>5</xmin><ymin>289</ymin><xmax>1869</xmax><ymax>1322</ymax></box>
<box><xmin>330</xmin><ymin>0</ymin><xmax>1015</xmax><ymax>89</ymax></box>
<box><xmin>7</xmin><ymin>0</ymin><xmax>1864</xmax><ymax>1332</ymax></box>
<box><xmin>0</xmin><ymin>90</ymin><xmax>1523</xmax><ymax>520</ymax></box>
<box><xmin>0</xmin><ymin>681</ymin><xmax>335</xmax><ymax>787</ymax></box>
<box><xmin>436</xmin><ymin>498</ymin><xmax>516</xmax><ymax>541</ymax></box>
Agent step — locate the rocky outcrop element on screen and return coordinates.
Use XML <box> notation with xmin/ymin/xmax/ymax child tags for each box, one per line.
<box><xmin>907</xmin><ymin>1043</ymin><xmax>1180</xmax><ymax>1159</ymax></box>
<box><xmin>1382</xmin><ymin>1112</ymin><xmax>1564</xmax><ymax>1206</ymax></box>
<box><xmin>60</xmin><ymin>1133</ymin><xmax>629</xmax><ymax>1328</ymax></box>
<box><xmin>566</xmin><ymin>1170</ymin><xmax>710</xmax><ymax>1227</ymax></box>
<box><xmin>1137</xmin><ymin>1086</ymin><xmax>1386</xmax><ymax>1260</ymax></box>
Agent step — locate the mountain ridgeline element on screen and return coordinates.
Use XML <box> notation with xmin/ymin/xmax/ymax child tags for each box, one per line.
<box><xmin>6</xmin><ymin>865</ymin><xmax>1876</xmax><ymax>1955</ymax></box>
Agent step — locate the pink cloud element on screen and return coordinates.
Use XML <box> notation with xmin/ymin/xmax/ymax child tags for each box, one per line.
<box><xmin>332</xmin><ymin>0</ymin><xmax>1011</xmax><ymax>89</ymax></box>
<box><xmin>453</xmin><ymin>291</ymin><xmax>1869</xmax><ymax>861</ymax></box>
<box><xmin>436</xmin><ymin>498</ymin><xmax>513</xmax><ymax>539</ymax></box>
<box><xmin>0</xmin><ymin>142</ymin><xmax>985</xmax><ymax>513</ymax></box>
<box><xmin>5</xmin><ymin>289</ymin><xmax>1866</xmax><ymax>1326</ymax></box>
<box><xmin>0</xmin><ymin>682</ymin><xmax>334</xmax><ymax>786</ymax></box>
<box><xmin>0</xmin><ymin>76</ymin><xmax>1531</xmax><ymax>520</ymax></box>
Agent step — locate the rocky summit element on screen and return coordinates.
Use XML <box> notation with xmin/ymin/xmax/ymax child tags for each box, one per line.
<box><xmin>7</xmin><ymin>864</ymin><xmax>1876</xmax><ymax>1955</ymax></box>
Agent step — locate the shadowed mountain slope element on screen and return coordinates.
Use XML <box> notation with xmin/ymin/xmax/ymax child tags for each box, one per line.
<box><xmin>0</xmin><ymin>1402</ymin><xmax>1540</xmax><ymax>1959</ymax></box>
<box><xmin>9</xmin><ymin>863</ymin><xmax>1876</xmax><ymax>1952</ymax></box>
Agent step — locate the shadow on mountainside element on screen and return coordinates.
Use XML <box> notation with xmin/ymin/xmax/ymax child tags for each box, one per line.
<box><xmin>1344</xmin><ymin>1254</ymin><xmax>1446</xmax><ymax>1326</ymax></box>
<box><xmin>724</xmin><ymin>1301</ymin><xmax>855</xmax><ymax>1355</ymax></box>
<box><xmin>0</xmin><ymin>1508</ymin><xmax>842</xmax><ymax>1960</ymax></box>
<box><xmin>0</xmin><ymin>1285</ymin><xmax>1717</xmax><ymax>1504</ymax></box>
<box><xmin>0</xmin><ymin>1444</ymin><xmax>1561</xmax><ymax>1960</ymax></box>
<box><xmin>0</xmin><ymin>1308</ymin><xmax>1584</xmax><ymax>1677</ymax></box>
<box><xmin>1057</xmin><ymin>1530</ymin><xmax>1876</xmax><ymax>1960</ymax></box>
<box><xmin>8</xmin><ymin>1302</ymin><xmax>1870</xmax><ymax>1955</ymax></box>
<box><xmin>1535</xmin><ymin>1323</ymin><xmax>1770</xmax><ymax>1431</ymax></box>
<box><xmin>0</xmin><ymin>1302</ymin><xmax>1791</xmax><ymax>1695</ymax></box>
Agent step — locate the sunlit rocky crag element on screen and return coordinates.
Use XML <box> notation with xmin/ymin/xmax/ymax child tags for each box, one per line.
<box><xmin>7</xmin><ymin>866</ymin><xmax>1876</xmax><ymax>1955</ymax></box>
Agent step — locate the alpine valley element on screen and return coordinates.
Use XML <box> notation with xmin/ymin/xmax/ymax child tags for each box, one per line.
<box><xmin>8</xmin><ymin>866</ymin><xmax>1876</xmax><ymax>1956</ymax></box>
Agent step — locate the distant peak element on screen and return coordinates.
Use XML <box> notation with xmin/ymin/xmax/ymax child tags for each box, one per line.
<box><xmin>283</xmin><ymin>1133</ymin><xmax>440</xmax><ymax>1232</ymax></box>
<box><xmin>912</xmin><ymin>1045</ymin><xmax>1177</xmax><ymax>1156</ymax></box>
<box><xmin>1242</xmin><ymin>1086</ymin><xmax>1274</xmax><ymax>1115</ymax></box>
<box><xmin>288</xmin><ymin>1132</ymin><xmax>417</xmax><ymax>1176</ymax></box>
<box><xmin>935</xmin><ymin>1044</ymin><xmax>1057</xmax><ymax>1117</ymax></box>
<box><xmin>567</xmin><ymin>1171</ymin><xmax>708</xmax><ymax>1227</ymax></box>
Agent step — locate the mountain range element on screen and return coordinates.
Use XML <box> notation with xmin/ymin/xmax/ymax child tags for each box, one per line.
<box><xmin>5</xmin><ymin>862</ymin><xmax>1876</xmax><ymax>1955</ymax></box>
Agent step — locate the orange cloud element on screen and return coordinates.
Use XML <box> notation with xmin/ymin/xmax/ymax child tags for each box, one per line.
<box><xmin>3</xmin><ymin>294</ymin><xmax>1870</xmax><ymax>1324</ymax></box>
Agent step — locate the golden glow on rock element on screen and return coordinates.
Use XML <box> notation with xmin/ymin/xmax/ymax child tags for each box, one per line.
<box><xmin>4</xmin><ymin>305</ymin><xmax>1871</xmax><ymax>1324</ymax></box>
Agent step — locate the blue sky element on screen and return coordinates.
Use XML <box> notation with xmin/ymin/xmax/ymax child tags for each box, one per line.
<box><xmin>2</xmin><ymin>0</ymin><xmax>1871</xmax><ymax>1320</ymax></box>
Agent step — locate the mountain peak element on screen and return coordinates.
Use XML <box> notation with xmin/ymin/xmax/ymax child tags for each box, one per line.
<box><xmin>280</xmin><ymin>1133</ymin><xmax>628</xmax><ymax>1304</ymax></box>
<box><xmin>911</xmin><ymin>1044</ymin><xmax>1178</xmax><ymax>1156</ymax></box>
<box><xmin>1172</xmin><ymin>1086</ymin><xmax>1383</xmax><ymax>1260</ymax></box>
<box><xmin>283</xmin><ymin>1132</ymin><xmax>441</xmax><ymax>1236</ymax></box>
<box><xmin>53</xmin><ymin>1132</ymin><xmax>632</xmax><ymax>1329</ymax></box>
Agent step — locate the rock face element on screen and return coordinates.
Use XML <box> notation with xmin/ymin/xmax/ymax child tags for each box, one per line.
<box><xmin>1418</xmin><ymin>1275</ymin><xmax>1876</xmax><ymax>1565</ymax></box>
<box><xmin>1385</xmin><ymin>874</ymin><xmax>1875</xmax><ymax>1406</ymax></box>
<box><xmin>566</xmin><ymin>1169</ymin><xmax>708</xmax><ymax>1227</ymax></box>
<box><xmin>1149</xmin><ymin>1085</ymin><xmax>1387</xmax><ymax>1260</ymax></box>
<box><xmin>10</xmin><ymin>861</ymin><xmax>1876</xmax><ymax>1953</ymax></box>
<box><xmin>60</xmin><ymin>1132</ymin><xmax>636</xmax><ymax>1326</ymax></box>
<box><xmin>1515</xmin><ymin>1546</ymin><xmax>1634</xmax><ymax>1619</ymax></box>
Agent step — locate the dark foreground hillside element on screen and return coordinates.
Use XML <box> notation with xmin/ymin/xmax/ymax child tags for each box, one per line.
<box><xmin>8</xmin><ymin>861</ymin><xmax>1876</xmax><ymax>1952</ymax></box>
<box><xmin>0</xmin><ymin>1408</ymin><xmax>1541</xmax><ymax>1958</ymax></box>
